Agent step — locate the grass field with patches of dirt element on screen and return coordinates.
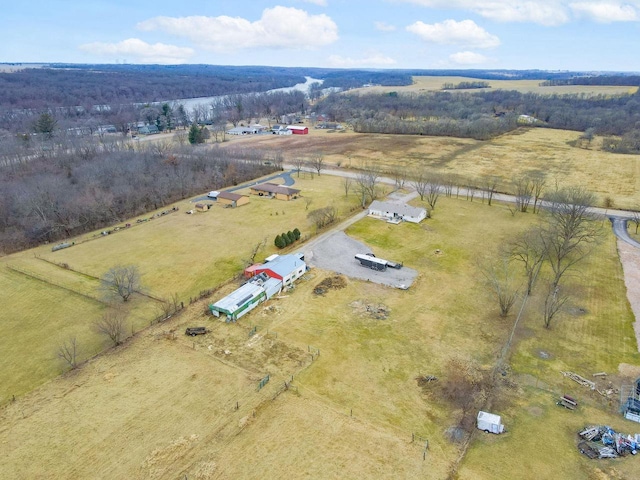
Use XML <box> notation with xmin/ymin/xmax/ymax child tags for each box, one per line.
<box><xmin>229</xmin><ymin>127</ymin><xmax>640</xmax><ymax>210</ymax></box>
<box><xmin>0</xmin><ymin>173</ymin><xmax>360</xmax><ymax>401</ymax></box>
<box><xmin>1</xmin><ymin>173</ymin><xmax>638</xmax><ymax>478</ymax></box>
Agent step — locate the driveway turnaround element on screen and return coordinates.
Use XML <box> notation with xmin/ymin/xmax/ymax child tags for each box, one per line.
<box><xmin>304</xmin><ymin>231</ymin><xmax>418</xmax><ymax>289</ymax></box>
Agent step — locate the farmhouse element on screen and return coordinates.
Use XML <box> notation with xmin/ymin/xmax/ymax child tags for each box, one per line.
<box><xmin>216</xmin><ymin>191</ymin><xmax>249</xmax><ymax>208</ymax></box>
<box><xmin>272</xmin><ymin>125</ymin><xmax>292</xmax><ymax>135</ymax></box>
<box><xmin>287</xmin><ymin>125</ymin><xmax>309</xmax><ymax>135</ymax></box>
<box><xmin>368</xmin><ymin>200</ymin><xmax>427</xmax><ymax>224</ymax></box>
<box><xmin>250</xmin><ymin>182</ymin><xmax>301</xmax><ymax>200</ymax></box>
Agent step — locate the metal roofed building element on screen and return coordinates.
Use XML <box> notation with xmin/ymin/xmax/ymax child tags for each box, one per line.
<box><xmin>368</xmin><ymin>200</ymin><xmax>427</xmax><ymax>224</ymax></box>
<box><xmin>209</xmin><ymin>282</ymin><xmax>266</xmax><ymax>321</ymax></box>
<box><xmin>250</xmin><ymin>182</ymin><xmax>301</xmax><ymax>200</ymax></box>
<box><xmin>254</xmin><ymin>254</ymin><xmax>306</xmax><ymax>286</ymax></box>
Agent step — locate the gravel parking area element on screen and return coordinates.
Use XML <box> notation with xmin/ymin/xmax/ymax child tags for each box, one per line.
<box><xmin>304</xmin><ymin>231</ymin><xmax>418</xmax><ymax>289</ymax></box>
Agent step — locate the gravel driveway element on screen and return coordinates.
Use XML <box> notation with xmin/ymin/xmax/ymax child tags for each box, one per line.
<box><xmin>304</xmin><ymin>231</ymin><xmax>418</xmax><ymax>289</ymax></box>
<box><xmin>618</xmin><ymin>239</ymin><xmax>640</xmax><ymax>352</ymax></box>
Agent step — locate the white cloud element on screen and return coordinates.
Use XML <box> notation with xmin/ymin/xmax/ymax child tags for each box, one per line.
<box><xmin>374</xmin><ymin>21</ymin><xmax>397</xmax><ymax>31</ymax></box>
<box><xmin>449</xmin><ymin>51</ymin><xmax>490</xmax><ymax>65</ymax></box>
<box><xmin>137</xmin><ymin>6</ymin><xmax>338</xmax><ymax>52</ymax></box>
<box><xmin>299</xmin><ymin>0</ymin><xmax>328</xmax><ymax>5</ymax></box>
<box><xmin>396</xmin><ymin>1</ymin><xmax>571</xmax><ymax>26</ymax></box>
<box><xmin>406</xmin><ymin>19</ymin><xmax>500</xmax><ymax>48</ymax></box>
<box><xmin>570</xmin><ymin>2</ymin><xmax>638</xmax><ymax>22</ymax></box>
<box><xmin>328</xmin><ymin>53</ymin><xmax>397</xmax><ymax>67</ymax></box>
<box><xmin>79</xmin><ymin>38</ymin><xmax>194</xmax><ymax>64</ymax></box>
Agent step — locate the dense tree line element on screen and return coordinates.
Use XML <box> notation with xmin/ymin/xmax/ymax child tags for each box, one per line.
<box><xmin>316</xmin><ymin>88</ymin><xmax>640</xmax><ymax>140</ymax></box>
<box><xmin>0</xmin><ymin>65</ymin><xmax>307</xmax><ymax>109</ymax></box>
<box><xmin>0</xmin><ymin>141</ymin><xmax>279</xmax><ymax>253</ymax></box>
<box><xmin>540</xmin><ymin>75</ymin><xmax>640</xmax><ymax>87</ymax></box>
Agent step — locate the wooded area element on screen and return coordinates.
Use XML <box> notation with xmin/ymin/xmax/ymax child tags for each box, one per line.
<box><xmin>0</xmin><ymin>141</ymin><xmax>279</xmax><ymax>253</ymax></box>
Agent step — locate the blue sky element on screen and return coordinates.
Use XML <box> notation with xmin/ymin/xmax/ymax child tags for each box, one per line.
<box><xmin>2</xmin><ymin>0</ymin><xmax>640</xmax><ymax>71</ymax></box>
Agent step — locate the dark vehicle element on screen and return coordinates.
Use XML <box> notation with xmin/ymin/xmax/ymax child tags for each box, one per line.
<box><xmin>185</xmin><ymin>327</ymin><xmax>209</xmax><ymax>336</ymax></box>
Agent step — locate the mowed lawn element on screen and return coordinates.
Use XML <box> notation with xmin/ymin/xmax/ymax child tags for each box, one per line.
<box><xmin>0</xmin><ymin>173</ymin><xmax>359</xmax><ymax>401</ymax></box>
<box><xmin>0</xmin><ymin>191</ymin><xmax>637</xmax><ymax>478</ymax></box>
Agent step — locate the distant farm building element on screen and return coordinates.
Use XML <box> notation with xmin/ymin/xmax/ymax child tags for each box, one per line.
<box><xmin>250</xmin><ymin>183</ymin><xmax>301</xmax><ymax>201</ymax></box>
<box><xmin>137</xmin><ymin>125</ymin><xmax>159</xmax><ymax>135</ymax></box>
<box><xmin>216</xmin><ymin>191</ymin><xmax>249</xmax><ymax>208</ymax></box>
<box><xmin>195</xmin><ymin>203</ymin><xmax>209</xmax><ymax>212</ymax></box>
<box><xmin>368</xmin><ymin>201</ymin><xmax>427</xmax><ymax>224</ymax></box>
<box><xmin>227</xmin><ymin>126</ymin><xmax>258</xmax><ymax>135</ymax></box>
<box><xmin>212</xmin><ymin>254</ymin><xmax>306</xmax><ymax>321</ymax></box>
<box><xmin>287</xmin><ymin>125</ymin><xmax>309</xmax><ymax>135</ymax></box>
<box><xmin>272</xmin><ymin>125</ymin><xmax>292</xmax><ymax>135</ymax></box>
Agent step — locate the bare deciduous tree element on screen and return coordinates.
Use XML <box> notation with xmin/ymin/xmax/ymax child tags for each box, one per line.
<box><xmin>391</xmin><ymin>166</ymin><xmax>408</xmax><ymax>190</ymax></box>
<box><xmin>95</xmin><ymin>309</ymin><xmax>127</xmax><ymax>346</ymax></box>
<box><xmin>530</xmin><ymin>172</ymin><xmax>546</xmax><ymax>214</ymax></box>
<box><xmin>542</xmin><ymin>281</ymin><xmax>569</xmax><ymax>328</ymax></box>
<box><xmin>293</xmin><ymin>157</ymin><xmax>305</xmax><ymax>177</ymax></box>
<box><xmin>513</xmin><ymin>176</ymin><xmax>534</xmax><ymax>213</ymax></box>
<box><xmin>411</xmin><ymin>169</ymin><xmax>428</xmax><ymax>201</ymax></box>
<box><xmin>308</xmin><ymin>206</ymin><xmax>338</xmax><ymax>230</ymax></box>
<box><xmin>354</xmin><ymin>164</ymin><xmax>380</xmax><ymax>207</ymax></box>
<box><xmin>342</xmin><ymin>177</ymin><xmax>352</xmax><ymax>197</ymax></box>
<box><xmin>542</xmin><ymin>186</ymin><xmax>600</xmax><ymax>288</ymax></box>
<box><xmin>425</xmin><ymin>175</ymin><xmax>442</xmax><ymax>210</ymax></box>
<box><xmin>483</xmin><ymin>175</ymin><xmax>500</xmax><ymax>206</ymax></box>
<box><xmin>479</xmin><ymin>256</ymin><xmax>521</xmax><ymax>317</ymax></box>
<box><xmin>101</xmin><ymin>265</ymin><xmax>142</xmax><ymax>302</ymax></box>
<box><xmin>57</xmin><ymin>336</ymin><xmax>79</xmax><ymax>370</ymax></box>
<box><xmin>631</xmin><ymin>211</ymin><xmax>640</xmax><ymax>234</ymax></box>
<box><xmin>510</xmin><ymin>227</ymin><xmax>547</xmax><ymax>295</ymax></box>
<box><xmin>440</xmin><ymin>357</ymin><xmax>491</xmax><ymax>432</ymax></box>
<box><xmin>309</xmin><ymin>152</ymin><xmax>325</xmax><ymax>176</ymax></box>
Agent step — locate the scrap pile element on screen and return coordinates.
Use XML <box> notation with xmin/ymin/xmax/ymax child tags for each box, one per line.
<box><xmin>578</xmin><ymin>425</ymin><xmax>640</xmax><ymax>459</ymax></box>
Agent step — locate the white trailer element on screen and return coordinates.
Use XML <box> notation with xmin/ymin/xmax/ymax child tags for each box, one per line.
<box><xmin>477</xmin><ymin>411</ymin><xmax>505</xmax><ymax>434</ymax></box>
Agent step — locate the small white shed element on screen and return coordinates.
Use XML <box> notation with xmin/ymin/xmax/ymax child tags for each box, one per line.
<box><xmin>477</xmin><ymin>411</ymin><xmax>505</xmax><ymax>434</ymax></box>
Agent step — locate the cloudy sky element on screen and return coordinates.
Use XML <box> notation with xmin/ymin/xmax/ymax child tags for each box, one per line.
<box><xmin>3</xmin><ymin>0</ymin><xmax>640</xmax><ymax>71</ymax></box>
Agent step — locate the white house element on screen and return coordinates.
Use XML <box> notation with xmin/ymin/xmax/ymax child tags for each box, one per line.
<box><xmin>368</xmin><ymin>200</ymin><xmax>427</xmax><ymax>224</ymax></box>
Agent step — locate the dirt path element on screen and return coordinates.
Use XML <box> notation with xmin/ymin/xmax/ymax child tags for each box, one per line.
<box><xmin>617</xmin><ymin>239</ymin><xmax>640</xmax><ymax>351</ymax></box>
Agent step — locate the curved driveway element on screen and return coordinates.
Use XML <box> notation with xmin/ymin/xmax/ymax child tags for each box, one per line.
<box><xmin>611</xmin><ymin>218</ymin><xmax>640</xmax><ymax>248</ymax></box>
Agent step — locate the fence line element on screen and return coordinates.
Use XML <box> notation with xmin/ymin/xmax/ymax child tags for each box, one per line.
<box><xmin>6</xmin><ymin>264</ymin><xmax>108</xmax><ymax>305</ymax></box>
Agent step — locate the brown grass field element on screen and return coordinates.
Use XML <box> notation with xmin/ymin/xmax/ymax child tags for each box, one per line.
<box><xmin>2</xmin><ymin>187</ymin><xmax>639</xmax><ymax>478</ymax></box>
<box><xmin>226</xmin><ymin>127</ymin><xmax>640</xmax><ymax>211</ymax></box>
<box><xmin>349</xmin><ymin>76</ymin><xmax>639</xmax><ymax>96</ymax></box>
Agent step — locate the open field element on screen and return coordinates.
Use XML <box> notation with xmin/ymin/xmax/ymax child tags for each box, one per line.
<box><xmin>224</xmin><ymin>127</ymin><xmax>640</xmax><ymax>210</ymax></box>
<box><xmin>0</xmin><ymin>173</ymin><xmax>362</xmax><ymax>401</ymax></box>
<box><xmin>2</xmin><ymin>191</ymin><xmax>639</xmax><ymax>478</ymax></box>
<box><xmin>349</xmin><ymin>76</ymin><xmax>639</xmax><ymax>96</ymax></box>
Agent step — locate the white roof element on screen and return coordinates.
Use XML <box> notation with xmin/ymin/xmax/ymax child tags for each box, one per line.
<box><xmin>477</xmin><ymin>411</ymin><xmax>502</xmax><ymax>424</ymax></box>
<box><xmin>369</xmin><ymin>200</ymin><xmax>426</xmax><ymax>219</ymax></box>
<box><xmin>212</xmin><ymin>282</ymin><xmax>264</xmax><ymax>314</ymax></box>
<box><xmin>287</xmin><ymin>125</ymin><xmax>308</xmax><ymax>131</ymax></box>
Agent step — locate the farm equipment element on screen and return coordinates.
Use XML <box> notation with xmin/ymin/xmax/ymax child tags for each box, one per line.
<box><xmin>185</xmin><ymin>327</ymin><xmax>209</xmax><ymax>336</ymax></box>
<box><xmin>556</xmin><ymin>394</ymin><xmax>578</xmax><ymax>410</ymax></box>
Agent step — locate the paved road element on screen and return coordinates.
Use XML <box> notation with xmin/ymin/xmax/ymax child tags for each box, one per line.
<box><xmin>611</xmin><ymin>218</ymin><xmax>640</xmax><ymax>248</ymax></box>
<box><xmin>284</xmin><ymin>163</ymin><xmax>640</xmax><ymax>247</ymax></box>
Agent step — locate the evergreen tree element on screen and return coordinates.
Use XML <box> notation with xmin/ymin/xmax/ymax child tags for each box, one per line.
<box><xmin>34</xmin><ymin>113</ymin><xmax>57</xmax><ymax>139</ymax></box>
<box><xmin>286</xmin><ymin>230</ymin><xmax>295</xmax><ymax>244</ymax></box>
<box><xmin>293</xmin><ymin>228</ymin><xmax>301</xmax><ymax>240</ymax></box>
<box><xmin>274</xmin><ymin>234</ymin><xmax>285</xmax><ymax>249</ymax></box>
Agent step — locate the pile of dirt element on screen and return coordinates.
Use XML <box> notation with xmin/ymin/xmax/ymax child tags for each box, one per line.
<box><xmin>313</xmin><ymin>275</ymin><xmax>347</xmax><ymax>295</ymax></box>
<box><xmin>349</xmin><ymin>300</ymin><xmax>391</xmax><ymax>320</ymax></box>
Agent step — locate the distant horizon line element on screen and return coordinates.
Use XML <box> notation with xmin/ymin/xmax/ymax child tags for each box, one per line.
<box><xmin>1</xmin><ymin>62</ymin><xmax>639</xmax><ymax>75</ymax></box>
